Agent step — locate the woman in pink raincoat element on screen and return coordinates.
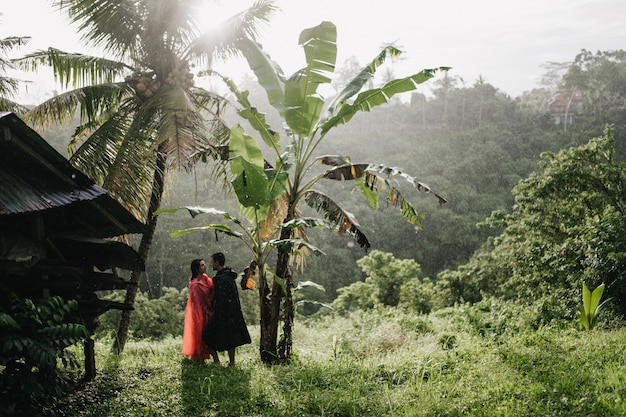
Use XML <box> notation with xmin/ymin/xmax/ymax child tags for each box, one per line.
<box><xmin>182</xmin><ymin>258</ymin><xmax>214</xmax><ymax>362</ymax></box>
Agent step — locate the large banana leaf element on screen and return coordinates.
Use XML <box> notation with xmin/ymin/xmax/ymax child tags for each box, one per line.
<box><xmin>302</xmin><ymin>190</ymin><xmax>370</xmax><ymax>250</ymax></box>
<box><xmin>229</xmin><ymin>124</ymin><xmax>288</xmax><ymax>222</ymax></box>
<box><xmin>236</xmin><ymin>37</ymin><xmax>286</xmax><ymax>112</ymax></box>
<box><xmin>229</xmin><ymin>124</ymin><xmax>265</xmax><ymax>172</ymax></box>
<box><xmin>366</xmin><ymin>164</ymin><xmax>447</xmax><ymax>205</ymax></box>
<box><xmin>284</xmin><ymin>21</ymin><xmax>336</xmax><ymax>137</ymax></box>
<box><xmin>266</xmin><ymin>238</ymin><xmax>325</xmax><ymax>256</ymax></box>
<box><xmin>155</xmin><ymin>206</ymin><xmax>227</xmax><ymax>218</ymax></box>
<box><xmin>220</xmin><ymin>75</ymin><xmax>281</xmax><ymax>151</ymax></box>
<box><xmin>315</xmin><ymin>162</ymin><xmax>445</xmax><ymax>227</ymax></box>
<box><xmin>170</xmin><ymin>224</ymin><xmax>243</xmax><ymax>239</ymax></box>
<box><xmin>323</xmin><ymin>45</ymin><xmax>403</xmax><ymax>116</ymax></box>
<box><xmin>319</xmin><ymin>68</ymin><xmax>446</xmax><ymax>136</ymax></box>
<box><xmin>299</xmin><ymin>22</ymin><xmax>336</xmax><ymax>85</ymax></box>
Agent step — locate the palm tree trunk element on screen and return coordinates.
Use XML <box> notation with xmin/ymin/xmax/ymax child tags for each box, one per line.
<box><xmin>113</xmin><ymin>145</ymin><xmax>167</xmax><ymax>354</ymax></box>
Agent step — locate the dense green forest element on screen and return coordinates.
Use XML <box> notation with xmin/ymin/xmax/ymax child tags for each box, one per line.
<box><xmin>38</xmin><ymin>49</ymin><xmax>625</xmax><ymax>322</ymax></box>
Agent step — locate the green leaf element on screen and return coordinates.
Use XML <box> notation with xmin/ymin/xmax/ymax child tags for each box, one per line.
<box><xmin>229</xmin><ymin>124</ymin><xmax>266</xmax><ymax>173</ymax></box>
<box><xmin>281</xmin><ymin>217</ymin><xmax>333</xmax><ymax>230</ymax></box>
<box><xmin>324</xmin><ymin>45</ymin><xmax>404</xmax><ymax>115</ymax></box>
<box><xmin>14</xmin><ymin>48</ymin><xmax>126</xmax><ymax>89</ymax></box>
<box><xmin>320</xmin><ymin>68</ymin><xmax>445</xmax><ymax>135</ymax></box>
<box><xmin>267</xmin><ymin>238</ymin><xmax>326</xmax><ymax>256</ymax></box>
<box><xmin>302</xmin><ymin>189</ymin><xmax>371</xmax><ymax>250</ymax></box>
<box><xmin>294</xmin><ymin>300</ymin><xmax>333</xmax><ymax>310</ymax></box>
<box><xmin>231</xmin><ymin>157</ymin><xmax>272</xmax><ymax>209</ymax></box>
<box><xmin>294</xmin><ymin>280</ymin><xmax>325</xmax><ymax>292</ymax></box>
<box><xmin>155</xmin><ymin>206</ymin><xmax>227</xmax><ymax>218</ymax></box>
<box><xmin>283</xmin><ymin>21</ymin><xmax>336</xmax><ymax>136</ymax></box>
<box><xmin>170</xmin><ymin>225</ymin><xmax>243</xmax><ymax>239</ymax></box>
<box><xmin>236</xmin><ymin>37</ymin><xmax>286</xmax><ymax>112</ymax></box>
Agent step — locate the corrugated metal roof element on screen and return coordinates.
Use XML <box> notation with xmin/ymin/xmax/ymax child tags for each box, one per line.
<box><xmin>0</xmin><ymin>165</ymin><xmax>108</xmax><ymax>215</ymax></box>
<box><xmin>0</xmin><ymin>112</ymin><xmax>145</xmax><ymax>238</ymax></box>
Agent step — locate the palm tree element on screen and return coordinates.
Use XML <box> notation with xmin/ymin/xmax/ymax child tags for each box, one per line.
<box><xmin>0</xmin><ymin>22</ymin><xmax>30</xmax><ymax>114</ymax></box>
<box><xmin>164</xmin><ymin>21</ymin><xmax>448</xmax><ymax>363</ymax></box>
<box><xmin>14</xmin><ymin>0</ymin><xmax>277</xmax><ymax>353</ymax></box>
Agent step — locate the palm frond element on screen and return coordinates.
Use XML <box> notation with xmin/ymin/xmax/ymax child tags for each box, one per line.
<box><xmin>24</xmin><ymin>82</ymin><xmax>133</xmax><ymax>130</ymax></box>
<box><xmin>125</xmin><ymin>85</ymin><xmax>226</xmax><ymax>171</ymax></box>
<box><xmin>0</xmin><ymin>98</ymin><xmax>28</xmax><ymax>115</ymax></box>
<box><xmin>69</xmin><ymin>110</ymin><xmax>156</xmax><ymax>220</ymax></box>
<box><xmin>302</xmin><ymin>190</ymin><xmax>370</xmax><ymax>250</ymax></box>
<box><xmin>14</xmin><ymin>49</ymin><xmax>129</xmax><ymax>89</ymax></box>
<box><xmin>0</xmin><ymin>73</ymin><xmax>21</xmax><ymax>98</ymax></box>
<box><xmin>53</xmin><ymin>0</ymin><xmax>144</xmax><ymax>59</ymax></box>
<box><xmin>69</xmin><ymin>110</ymin><xmax>134</xmax><ymax>183</ymax></box>
<box><xmin>0</xmin><ymin>36</ymin><xmax>31</xmax><ymax>54</ymax></box>
<box><xmin>187</xmin><ymin>0</ymin><xmax>278</xmax><ymax>63</ymax></box>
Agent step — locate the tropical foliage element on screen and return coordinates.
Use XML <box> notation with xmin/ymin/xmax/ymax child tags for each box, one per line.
<box><xmin>0</xmin><ymin>26</ymin><xmax>29</xmax><ymax>114</ymax></box>
<box><xmin>14</xmin><ymin>0</ymin><xmax>277</xmax><ymax>352</ymax></box>
<box><xmin>578</xmin><ymin>282</ymin><xmax>609</xmax><ymax>331</ymax></box>
<box><xmin>437</xmin><ymin>127</ymin><xmax>626</xmax><ymax>323</ymax></box>
<box><xmin>164</xmin><ymin>21</ymin><xmax>447</xmax><ymax>363</ymax></box>
<box><xmin>0</xmin><ymin>293</ymin><xmax>89</xmax><ymax>415</ymax></box>
<box><xmin>331</xmin><ymin>250</ymin><xmax>436</xmax><ymax>315</ymax></box>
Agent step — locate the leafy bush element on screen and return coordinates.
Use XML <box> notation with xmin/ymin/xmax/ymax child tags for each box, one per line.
<box><xmin>331</xmin><ymin>251</ymin><xmax>437</xmax><ymax>315</ymax></box>
<box><xmin>0</xmin><ymin>293</ymin><xmax>89</xmax><ymax>416</ymax></box>
<box><xmin>399</xmin><ymin>277</ymin><xmax>436</xmax><ymax>314</ymax></box>
<box><xmin>331</xmin><ymin>281</ymin><xmax>378</xmax><ymax>314</ymax></box>
<box><xmin>96</xmin><ymin>288</ymin><xmax>186</xmax><ymax>340</ymax></box>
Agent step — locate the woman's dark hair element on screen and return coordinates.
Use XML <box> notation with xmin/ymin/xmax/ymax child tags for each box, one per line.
<box><xmin>211</xmin><ymin>252</ymin><xmax>226</xmax><ymax>267</ymax></box>
<box><xmin>191</xmin><ymin>259</ymin><xmax>204</xmax><ymax>278</ymax></box>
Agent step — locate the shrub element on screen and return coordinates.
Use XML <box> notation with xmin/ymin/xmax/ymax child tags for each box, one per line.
<box><xmin>0</xmin><ymin>293</ymin><xmax>89</xmax><ymax>416</ymax></box>
<box><xmin>96</xmin><ymin>288</ymin><xmax>186</xmax><ymax>340</ymax></box>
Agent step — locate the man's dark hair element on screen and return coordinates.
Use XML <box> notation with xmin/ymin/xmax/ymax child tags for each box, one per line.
<box><xmin>211</xmin><ymin>252</ymin><xmax>226</xmax><ymax>267</ymax></box>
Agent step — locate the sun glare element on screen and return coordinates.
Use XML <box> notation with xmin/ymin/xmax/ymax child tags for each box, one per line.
<box><xmin>195</xmin><ymin>0</ymin><xmax>255</xmax><ymax>33</ymax></box>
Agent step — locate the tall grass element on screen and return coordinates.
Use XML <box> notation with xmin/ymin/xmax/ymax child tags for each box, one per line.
<box><xmin>52</xmin><ymin>306</ymin><xmax>626</xmax><ymax>416</ymax></box>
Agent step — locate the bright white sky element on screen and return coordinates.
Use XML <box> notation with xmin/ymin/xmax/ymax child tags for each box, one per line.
<box><xmin>2</xmin><ymin>0</ymin><xmax>625</xmax><ymax>104</ymax></box>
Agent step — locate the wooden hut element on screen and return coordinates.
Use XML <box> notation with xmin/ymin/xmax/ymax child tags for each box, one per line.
<box><xmin>0</xmin><ymin>112</ymin><xmax>145</xmax><ymax>379</ymax></box>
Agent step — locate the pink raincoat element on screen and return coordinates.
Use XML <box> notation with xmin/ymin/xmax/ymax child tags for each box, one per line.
<box><xmin>182</xmin><ymin>273</ymin><xmax>214</xmax><ymax>361</ymax></box>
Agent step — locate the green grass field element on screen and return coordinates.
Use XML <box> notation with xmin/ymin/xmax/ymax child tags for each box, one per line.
<box><xmin>56</xmin><ymin>308</ymin><xmax>626</xmax><ymax>416</ymax></box>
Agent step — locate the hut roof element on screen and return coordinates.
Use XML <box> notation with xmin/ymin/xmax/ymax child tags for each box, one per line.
<box><xmin>0</xmin><ymin>111</ymin><xmax>145</xmax><ymax>238</ymax></box>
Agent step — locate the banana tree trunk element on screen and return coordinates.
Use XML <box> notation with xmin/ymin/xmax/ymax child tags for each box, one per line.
<box><xmin>277</xmin><ymin>264</ymin><xmax>293</xmax><ymax>360</ymax></box>
<box><xmin>258</xmin><ymin>267</ymin><xmax>276</xmax><ymax>363</ymax></box>
<box><xmin>259</xmin><ymin>223</ymin><xmax>292</xmax><ymax>364</ymax></box>
<box><xmin>113</xmin><ymin>146</ymin><xmax>167</xmax><ymax>354</ymax></box>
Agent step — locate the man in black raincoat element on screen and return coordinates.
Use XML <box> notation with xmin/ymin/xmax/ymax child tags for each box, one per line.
<box><xmin>203</xmin><ymin>252</ymin><xmax>251</xmax><ymax>365</ymax></box>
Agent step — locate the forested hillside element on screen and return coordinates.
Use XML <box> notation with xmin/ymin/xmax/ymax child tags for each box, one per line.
<box><xmin>39</xmin><ymin>49</ymin><xmax>626</xmax><ymax>315</ymax></box>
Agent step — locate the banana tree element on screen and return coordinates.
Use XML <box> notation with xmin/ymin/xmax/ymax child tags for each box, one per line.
<box><xmin>170</xmin><ymin>21</ymin><xmax>447</xmax><ymax>363</ymax></box>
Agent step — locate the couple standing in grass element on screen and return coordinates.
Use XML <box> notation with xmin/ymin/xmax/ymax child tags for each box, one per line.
<box><xmin>182</xmin><ymin>252</ymin><xmax>251</xmax><ymax>365</ymax></box>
